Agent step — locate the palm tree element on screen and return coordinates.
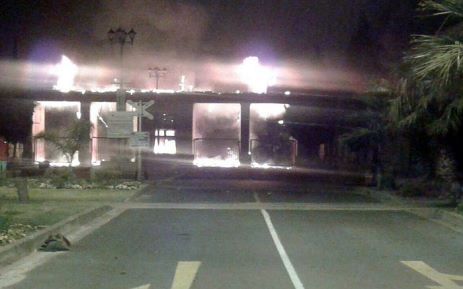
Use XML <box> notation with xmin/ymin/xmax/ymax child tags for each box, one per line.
<box><xmin>339</xmin><ymin>90</ymin><xmax>394</xmax><ymax>187</ymax></box>
<box><xmin>392</xmin><ymin>0</ymin><xmax>463</xmax><ymax>202</ymax></box>
<box><xmin>35</xmin><ymin>119</ymin><xmax>92</xmax><ymax>168</ymax></box>
<box><xmin>396</xmin><ymin>0</ymin><xmax>463</xmax><ymax>136</ymax></box>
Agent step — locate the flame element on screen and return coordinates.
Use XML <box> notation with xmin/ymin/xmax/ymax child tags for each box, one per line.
<box><xmin>252</xmin><ymin>103</ymin><xmax>289</xmax><ymax>120</ymax></box>
<box><xmin>238</xmin><ymin>56</ymin><xmax>276</xmax><ymax>93</ymax></box>
<box><xmin>251</xmin><ymin>162</ymin><xmax>292</xmax><ymax>170</ymax></box>
<box><xmin>193</xmin><ymin>156</ymin><xmax>240</xmax><ymax>168</ymax></box>
<box><xmin>50</xmin><ymin>55</ymin><xmax>78</xmax><ymax>93</ymax></box>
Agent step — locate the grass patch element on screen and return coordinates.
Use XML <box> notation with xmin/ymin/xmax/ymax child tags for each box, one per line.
<box><xmin>0</xmin><ymin>187</ymin><xmax>137</xmax><ymax>229</ymax></box>
<box><xmin>0</xmin><ymin>187</ymin><xmax>134</xmax><ymax>202</ymax></box>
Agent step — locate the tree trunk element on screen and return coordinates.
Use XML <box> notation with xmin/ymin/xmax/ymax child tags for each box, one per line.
<box><xmin>15</xmin><ymin>178</ymin><xmax>29</xmax><ymax>203</ymax></box>
<box><xmin>13</xmin><ymin>143</ymin><xmax>17</xmax><ymax>159</ymax></box>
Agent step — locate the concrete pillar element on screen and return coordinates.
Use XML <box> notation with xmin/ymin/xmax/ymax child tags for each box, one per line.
<box><xmin>79</xmin><ymin>101</ymin><xmax>92</xmax><ymax>167</ymax></box>
<box><xmin>240</xmin><ymin>102</ymin><xmax>251</xmax><ymax>163</ymax></box>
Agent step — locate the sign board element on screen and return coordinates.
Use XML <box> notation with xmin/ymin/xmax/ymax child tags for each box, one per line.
<box><xmin>127</xmin><ymin>100</ymin><xmax>154</xmax><ymax>120</ymax></box>
<box><xmin>129</xmin><ymin>132</ymin><xmax>150</xmax><ymax>148</ymax></box>
<box><xmin>106</xmin><ymin>112</ymin><xmax>134</xmax><ymax>138</ymax></box>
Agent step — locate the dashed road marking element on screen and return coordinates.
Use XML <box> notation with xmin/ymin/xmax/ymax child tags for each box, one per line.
<box><xmin>402</xmin><ymin>261</ymin><xmax>463</xmax><ymax>289</ymax></box>
<box><xmin>170</xmin><ymin>261</ymin><xmax>201</xmax><ymax>289</ymax></box>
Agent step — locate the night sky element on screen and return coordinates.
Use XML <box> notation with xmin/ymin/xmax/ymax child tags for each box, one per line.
<box><xmin>1</xmin><ymin>0</ymin><xmax>437</xmax><ymax>78</ymax></box>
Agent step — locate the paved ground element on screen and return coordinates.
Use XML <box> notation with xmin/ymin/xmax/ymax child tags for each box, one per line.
<box><xmin>1</xmin><ymin>179</ymin><xmax>463</xmax><ymax>289</ymax></box>
<box><xmin>136</xmin><ymin>179</ymin><xmax>377</xmax><ymax>203</ymax></box>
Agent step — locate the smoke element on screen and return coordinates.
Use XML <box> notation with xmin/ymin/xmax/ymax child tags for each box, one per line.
<box><xmin>192</xmin><ymin>103</ymin><xmax>241</xmax><ymax>166</ymax></box>
<box><xmin>1</xmin><ymin>0</ymin><xmax>367</xmax><ymax>93</ymax></box>
<box><xmin>0</xmin><ymin>55</ymin><xmax>365</xmax><ymax>93</ymax></box>
<box><xmin>91</xmin><ymin>0</ymin><xmax>209</xmax><ymax>54</ymax></box>
<box><xmin>193</xmin><ymin>103</ymin><xmax>241</xmax><ymax>140</ymax></box>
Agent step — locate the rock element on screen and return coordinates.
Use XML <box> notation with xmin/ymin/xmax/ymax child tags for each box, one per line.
<box><xmin>39</xmin><ymin>233</ymin><xmax>71</xmax><ymax>252</ymax></box>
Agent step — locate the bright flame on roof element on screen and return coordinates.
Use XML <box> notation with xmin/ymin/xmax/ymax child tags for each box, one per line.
<box><xmin>238</xmin><ymin>56</ymin><xmax>276</xmax><ymax>93</ymax></box>
<box><xmin>50</xmin><ymin>55</ymin><xmax>78</xmax><ymax>93</ymax></box>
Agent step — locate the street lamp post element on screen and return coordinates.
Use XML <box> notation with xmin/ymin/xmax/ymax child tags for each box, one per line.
<box><xmin>108</xmin><ymin>27</ymin><xmax>136</xmax><ymax>111</ymax></box>
<box><xmin>148</xmin><ymin>67</ymin><xmax>167</xmax><ymax>90</ymax></box>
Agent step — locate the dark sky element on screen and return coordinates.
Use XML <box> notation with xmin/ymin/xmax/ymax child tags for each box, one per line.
<box><xmin>1</xmin><ymin>0</ymin><xmax>431</xmax><ymax>76</ymax></box>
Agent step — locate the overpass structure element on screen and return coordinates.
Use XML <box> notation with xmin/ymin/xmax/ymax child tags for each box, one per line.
<box><xmin>2</xmin><ymin>89</ymin><xmax>363</xmax><ymax>168</ymax></box>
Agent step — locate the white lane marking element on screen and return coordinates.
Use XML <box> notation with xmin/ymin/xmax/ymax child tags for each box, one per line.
<box><xmin>402</xmin><ymin>261</ymin><xmax>463</xmax><ymax>289</ymax></box>
<box><xmin>0</xmin><ymin>208</ymin><xmax>126</xmax><ymax>289</ymax></box>
<box><xmin>261</xmin><ymin>209</ymin><xmax>305</xmax><ymax>289</ymax></box>
<box><xmin>170</xmin><ymin>261</ymin><xmax>201</xmax><ymax>289</ymax></box>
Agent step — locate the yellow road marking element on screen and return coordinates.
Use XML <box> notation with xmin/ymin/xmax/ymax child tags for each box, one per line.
<box><xmin>130</xmin><ymin>284</ymin><xmax>151</xmax><ymax>289</ymax></box>
<box><xmin>402</xmin><ymin>261</ymin><xmax>463</xmax><ymax>289</ymax></box>
<box><xmin>170</xmin><ymin>261</ymin><xmax>201</xmax><ymax>289</ymax></box>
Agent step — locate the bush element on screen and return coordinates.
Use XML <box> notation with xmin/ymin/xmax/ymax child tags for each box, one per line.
<box><xmin>457</xmin><ymin>201</ymin><xmax>463</xmax><ymax>213</ymax></box>
<box><xmin>44</xmin><ymin>168</ymin><xmax>76</xmax><ymax>189</ymax></box>
<box><xmin>0</xmin><ymin>175</ymin><xmax>8</xmax><ymax>186</ymax></box>
<box><xmin>0</xmin><ymin>215</ymin><xmax>9</xmax><ymax>232</ymax></box>
<box><xmin>398</xmin><ymin>179</ymin><xmax>440</xmax><ymax>198</ymax></box>
<box><xmin>399</xmin><ymin>182</ymin><xmax>424</xmax><ymax>197</ymax></box>
<box><xmin>92</xmin><ymin>169</ymin><xmax>123</xmax><ymax>186</ymax></box>
<box><xmin>378</xmin><ymin>173</ymin><xmax>396</xmax><ymax>190</ymax></box>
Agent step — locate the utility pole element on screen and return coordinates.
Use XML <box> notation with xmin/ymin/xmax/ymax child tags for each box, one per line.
<box><xmin>148</xmin><ymin>67</ymin><xmax>167</xmax><ymax>90</ymax></box>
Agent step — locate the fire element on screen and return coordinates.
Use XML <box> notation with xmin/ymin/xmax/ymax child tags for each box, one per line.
<box><xmin>252</xmin><ymin>103</ymin><xmax>289</xmax><ymax>119</ymax></box>
<box><xmin>238</xmin><ymin>56</ymin><xmax>276</xmax><ymax>93</ymax></box>
<box><xmin>251</xmin><ymin>162</ymin><xmax>292</xmax><ymax>170</ymax></box>
<box><xmin>193</xmin><ymin>156</ymin><xmax>240</xmax><ymax>168</ymax></box>
<box><xmin>50</xmin><ymin>55</ymin><xmax>78</xmax><ymax>93</ymax></box>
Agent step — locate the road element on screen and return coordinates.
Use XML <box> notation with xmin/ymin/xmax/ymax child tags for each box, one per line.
<box><xmin>1</xmin><ymin>179</ymin><xmax>463</xmax><ymax>289</ymax></box>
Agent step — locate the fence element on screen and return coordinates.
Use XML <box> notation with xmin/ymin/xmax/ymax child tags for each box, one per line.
<box><xmin>192</xmin><ymin>138</ymin><xmax>240</xmax><ymax>163</ymax></box>
<box><xmin>250</xmin><ymin>138</ymin><xmax>297</xmax><ymax>167</ymax></box>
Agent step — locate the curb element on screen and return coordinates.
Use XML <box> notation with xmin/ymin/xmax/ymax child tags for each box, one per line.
<box><xmin>366</xmin><ymin>189</ymin><xmax>463</xmax><ymax>232</ymax></box>
<box><xmin>0</xmin><ymin>205</ymin><xmax>112</xmax><ymax>267</ymax></box>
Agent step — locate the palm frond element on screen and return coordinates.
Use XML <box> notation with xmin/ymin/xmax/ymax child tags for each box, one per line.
<box><xmin>420</xmin><ymin>0</ymin><xmax>463</xmax><ymax>18</ymax></box>
<box><xmin>339</xmin><ymin>128</ymin><xmax>378</xmax><ymax>152</ymax></box>
<box><xmin>429</xmin><ymin>96</ymin><xmax>463</xmax><ymax>134</ymax></box>
<box><xmin>407</xmin><ymin>34</ymin><xmax>463</xmax><ymax>86</ymax></box>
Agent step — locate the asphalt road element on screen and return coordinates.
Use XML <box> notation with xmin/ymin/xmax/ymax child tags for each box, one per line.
<box><xmin>135</xmin><ymin>179</ymin><xmax>377</xmax><ymax>203</ymax></box>
<box><xmin>2</xmin><ymin>180</ymin><xmax>463</xmax><ymax>289</ymax></box>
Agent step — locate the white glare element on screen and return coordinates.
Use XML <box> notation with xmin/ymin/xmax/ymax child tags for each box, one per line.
<box><xmin>50</xmin><ymin>55</ymin><xmax>78</xmax><ymax>93</ymax></box>
<box><xmin>194</xmin><ymin>156</ymin><xmax>240</xmax><ymax>168</ymax></box>
<box><xmin>252</xmin><ymin>103</ymin><xmax>288</xmax><ymax>120</ymax></box>
<box><xmin>238</xmin><ymin>56</ymin><xmax>276</xmax><ymax>93</ymax></box>
<box><xmin>251</xmin><ymin>162</ymin><xmax>292</xmax><ymax>170</ymax></box>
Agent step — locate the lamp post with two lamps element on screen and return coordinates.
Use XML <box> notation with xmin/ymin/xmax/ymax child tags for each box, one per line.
<box><xmin>107</xmin><ymin>27</ymin><xmax>136</xmax><ymax>111</ymax></box>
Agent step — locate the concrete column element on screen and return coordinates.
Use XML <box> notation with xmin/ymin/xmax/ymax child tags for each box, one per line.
<box><xmin>79</xmin><ymin>101</ymin><xmax>92</xmax><ymax>167</ymax></box>
<box><xmin>240</xmin><ymin>102</ymin><xmax>251</xmax><ymax>163</ymax></box>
